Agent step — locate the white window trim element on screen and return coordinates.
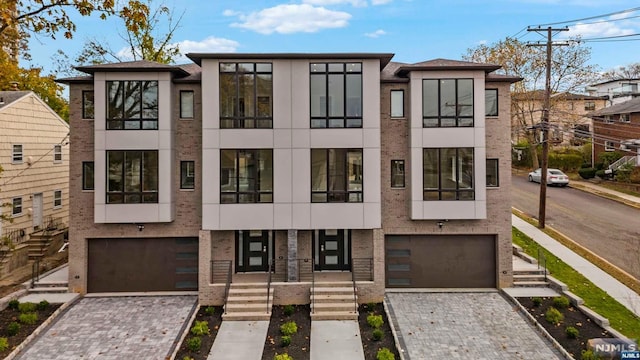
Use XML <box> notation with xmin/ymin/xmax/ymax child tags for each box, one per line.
<box><xmin>604</xmin><ymin>116</ymin><xmax>614</xmax><ymax>124</ymax></box>
<box><xmin>12</xmin><ymin>144</ymin><xmax>23</xmax><ymax>164</ymax></box>
<box><xmin>53</xmin><ymin>145</ymin><xmax>63</xmax><ymax>163</ymax></box>
<box><xmin>619</xmin><ymin>114</ymin><xmax>630</xmax><ymax>123</ymax></box>
<box><xmin>604</xmin><ymin>141</ymin><xmax>616</xmax><ymax>151</ymax></box>
<box><xmin>53</xmin><ymin>190</ymin><xmax>63</xmax><ymax>209</ymax></box>
<box><xmin>12</xmin><ymin>197</ymin><xmax>23</xmax><ymax>217</ymax></box>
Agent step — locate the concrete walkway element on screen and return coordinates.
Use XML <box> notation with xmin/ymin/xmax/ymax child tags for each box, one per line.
<box><xmin>310</xmin><ymin>321</ymin><xmax>365</xmax><ymax>360</ymax></box>
<box><xmin>207</xmin><ymin>321</ymin><xmax>270</xmax><ymax>360</ymax></box>
<box><xmin>569</xmin><ymin>179</ymin><xmax>640</xmax><ymax>209</ymax></box>
<box><xmin>512</xmin><ymin>214</ymin><xmax>640</xmax><ymax>317</ymax></box>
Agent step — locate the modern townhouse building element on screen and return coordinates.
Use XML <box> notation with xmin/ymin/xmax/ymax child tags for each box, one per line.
<box><xmin>0</xmin><ymin>91</ymin><xmax>69</xmax><ymax>277</ymax></box>
<box><xmin>58</xmin><ymin>53</ymin><xmax>519</xmax><ymax>315</ymax></box>
<box><xmin>586</xmin><ymin>78</ymin><xmax>640</xmax><ymax>106</ymax></box>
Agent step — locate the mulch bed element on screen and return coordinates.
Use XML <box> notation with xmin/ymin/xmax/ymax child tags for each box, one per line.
<box><xmin>262</xmin><ymin>305</ymin><xmax>311</xmax><ymax>360</ymax></box>
<box><xmin>0</xmin><ymin>302</ymin><xmax>61</xmax><ymax>359</ymax></box>
<box><xmin>358</xmin><ymin>303</ymin><xmax>401</xmax><ymax>360</ymax></box>
<box><xmin>175</xmin><ymin>305</ymin><xmax>223</xmax><ymax>360</ymax></box>
<box><xmin>516</xmin><ymin>297</ymin><xmax>613</xmax><ymax>359</ymax></box>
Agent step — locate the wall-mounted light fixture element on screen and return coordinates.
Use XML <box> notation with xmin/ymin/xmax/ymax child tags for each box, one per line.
<box><xmin>437</xmin><ymin>221</ymin><xmax>444</xmax><ymax>229</ymax></box>
<box><xmin>136</xmin><ymin>223</ymin><xmax>145</xmax><ymax>232</ymax></box>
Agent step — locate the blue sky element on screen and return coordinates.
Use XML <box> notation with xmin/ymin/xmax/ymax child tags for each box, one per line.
<box><xmin>26</xmin><ymin>0</ymin><xmax>640</xmax><ymax>74</ymax></box>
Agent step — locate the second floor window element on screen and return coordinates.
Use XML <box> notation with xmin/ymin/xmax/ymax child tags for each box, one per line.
<box><xmin>107</xmin><ymin>81</ymin><xmax>158</xmax><ymax>130</ymax></box>
<box><xmin>12</xmin><ymin>197</ymin><xmax>22</xmax><ymax>216</ymax></box>
<box><xmin>220</xmin><ymin>149</ymin><xmax>273</xmax><ymax>203</ymax></box>
<box><xmin>220</xmin><ymin>63</ymin><xmax>273</xmax><ymax>129</ymax></box>
<box><xmin>83</xmin><ymin>161</ymin><xmax>94</xmax><ymax>190</ymax></box>
<box><xmin>107</xmin><ymin>150</ymin><xmax>158</xmax><ymax>203</ymax></box>
<box><xmin>53</xmin><ymin>190</ymin><xmax>62</xmax><ymax>208</ymax></box>
<box><xmin>12</xmin><ymin>144</ymin><xmax>23</xmax><ymax>164</ymax></box>
<box><xmin>83</xmin><ymin>90</ymin><xmax>95</xmax><ymax>119</ymax></box>
<box><xmin>585</xmin><ymin>101</ymin><xmax>595</xmax><ymax>111</ymax></box>
<box><xmin>53</xmin><ymin>145</ymin><xmax>62</xmax><ymax>163</ymax></box>
<box><xmin>423</xmin><ymin>79</ymin><xmax>474</xmax><ymax>127</ymax></box>
<box><xmin>311</xmin><ymin>148</ymin><xmax>363</xmax><ymax>202</ymax></box>
<box><xmin>423</xmin><ymin>148</ymin><xmax>474</xmax><ymax>200</ymax></box>
<box><xmin>485</xmin><ymin>89</ymin><xmax>498</xmax><ymax>116</ymax></box>
<box><xmin>310</xmin><ymin>63</ymin><xmax>362</xmax><ymax>128</ymax></box>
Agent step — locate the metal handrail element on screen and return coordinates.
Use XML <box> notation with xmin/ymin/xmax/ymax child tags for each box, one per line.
<box><xmin>266</xmin><ymin>260</ymin><xmax>273</xmax><ymax>313</ymax></box>
<box><xmin>223</xmin><ymin>261</ymin><xmax>232</xmax><ymax>315</ymax></box>
<box><xmin>537</xmin><ymin>248</ymin><xmax>547</xmax><ymax>282</ymax></box>
<box><xmin>350</xmin><ymin>260</ymin><xmax>358</xmax><ymax>313</ymax></box>
<box><xmin>311</xmin><ymin>258</ymin><xmax>316</xmax><ymax>314</ymax></box>
<box><xmin>31</xmin><ymin>258</ymin><xmax>41</xmax><ymax>288</ymax></box>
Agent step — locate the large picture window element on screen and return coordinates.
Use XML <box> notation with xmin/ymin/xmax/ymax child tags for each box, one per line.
<box><xmin>423</xmin><ymin>148</ymin><xmax>474</xmax><ymax>200</ymax></box>
<box><xmin>106</xmin><ymin>80</ymin><xmax>158</xmax><ymax>130</ymax></box>
<box><xmin>220</xmin><ymin>149</ymin><xmax>273</xmax><ymax>203</ymax></box>
<box><xmin>310</xmin><ymin>63</ymin><xmax>362</xmax><ymax>128</ymax></box>
<box><xmin>311</xmin><ymin>149</ymin><xmax>363</xmax><ymax>202</ymax></box>
<box><xmin>219</xmin><ymin>63</ymin><xmax>273</xmax><ymax>128</ymax></box>
<box><xmin>423</xmin><ymin>79</ymin><xmax>474</xmax><ymax>127</ymax></box>
<box><xmin>106</xmin><ymin>150</ymin><xmax>158</xmax><ymax>203</ymax></box>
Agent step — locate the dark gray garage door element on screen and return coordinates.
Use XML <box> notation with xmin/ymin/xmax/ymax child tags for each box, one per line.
<box><xmin>88</xmin><ymin>237</ymin><xmax>198</xmax><ymax>292</ymax></box>
<box><xmin>385</xmin><ymin>235</ymin><xmax>496</xmax><ymax>288</ymax></box>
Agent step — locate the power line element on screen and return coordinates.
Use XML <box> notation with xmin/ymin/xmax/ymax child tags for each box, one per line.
<box><xmin>535</xmin><ymin>7</ymin><xmax>640</xmax><ymax>27</ymax></box>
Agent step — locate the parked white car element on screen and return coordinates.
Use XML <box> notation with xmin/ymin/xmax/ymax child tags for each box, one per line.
<box><xmin>527</xmin><ymin>168</ymin><xmax>569</xmax><ymax>187</ymax></box>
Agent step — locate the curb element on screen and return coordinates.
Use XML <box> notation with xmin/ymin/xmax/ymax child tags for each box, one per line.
<box><xmin>383</xmin><ymin>296</ymin><xmax>406</xmax><ymax>360</ymax></box>
<box><xmin>168</xmin><ymin>299</ymin><xmax>200</xmax><ymax>360</ymax></box>
<box><xmin>568</xmin><ymin>183</ymin><xmax>640</xmax><ymax>210</ymax></box>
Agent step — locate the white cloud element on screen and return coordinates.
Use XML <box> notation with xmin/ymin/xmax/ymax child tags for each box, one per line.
<box><xmin>478</xmin><ymin>40</ymin><xmax>487</xmax><ymax>45</ymax></box>
<box><xmin>371</xmin><ymin>0</ymin><xmax>392</xmax><ymax>4</ymax></box>
<box><xmin>365</xmin><ymin>29</ymin><xmax>386</xmax><ymax>38</ymax></box>
<box><xmin>226</xmin><ymin>4</ymin><xmax>351</xmax><ymax>35</ymax></box>
<box><xmin>303</xmin><ymin>0</ymin><xmax>367</xmax><ymax>7</ymax></box>
<box><xmin>177</xmin><ymin>36</ymin><xmax>240</xmax><ymax>53</ymax></box>
<box><xmin>568</xmin><ymin>21</ymin><xmax>637</xmax><ymax>39</ymax></box>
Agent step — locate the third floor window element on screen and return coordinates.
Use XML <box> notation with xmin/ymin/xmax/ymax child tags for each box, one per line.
<box><xmin>423</xmin><ymin>79</ymin><xmax>474</xmax><ymax>127</ymax></box>
<box><xmin>107</xmin><ymin>81</ymin><xmax>158</xmax><ymax>130</ymax></box>
<box><xmin>310</xmin><ymin>63</ymin><xmax>362</xmax><ymax>128</ymax></box>
<box><xmin>219</xmin><ymin>63</ymin><xmax>273</xmax><ymax>129</ymax></box>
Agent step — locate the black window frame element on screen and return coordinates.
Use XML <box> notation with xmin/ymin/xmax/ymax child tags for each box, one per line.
<box><xmin>485</xmin><ymin>89</ymin><xmax>498</xmax><ymax>117</ymax></box>
<box><xmin>390</xmin><ymin>89</ymin><xmax>405</xmax><ymax>118</ymax></box>
<box><xmin>82</xmin><ymin>90</ymin><xmax>95</xmax><ymax>119</ymax></box>
<box><xmin>82</xmin><ymin>161</ymin><xmax>95</xmax><ymax>190</ymax></box>
<box><xmin>422</xmin><ymin>78</ymin><xmax>474</xmax><ymax>128</ymax></box>
<box><xmin>220</xmin><ymin>149</ymin><xmax>273</xmax><ymax>203</ymax></box>
<box><xmin>310</xmin><ymin>62</ymin><xmax>363</xmax><ymax>128</ymax></box>
<box><xmin>423</xmin><ymin>147</ymin><xmax>475</xmax><ymax>201</ymax></box>
<box><xmin>391</xmin><ymin>159</ymin><xmax>405</xmax><ymax>188</ymax></box>
<box><xmin>106</xmin><ymin>80</ymin><xmax>159</xmax><ymax>130</ymax></box>
<box><xmin>180</xmin><ymin>160</ymin><xmax>195</xmax><ymax>189</ymax></box>
<box><xmin>180</xmin><ymin>90</ymin><xmax>194</xmax><ymax>119</ymax></box>
<box><xmin>219</xmin><ymin>63</ymin><xmax>273</xmax><ymax>129</ymax></box>
<box><xmin>311</xmin><ymin>148</ymin><xmax>363</xmax><ymax>203</ymax></box>
<box><xmin>106</xmin><ymin>150</ymin><xmax>159</xmax><ymax>204</ymax></box>
<box><xmin>486</xmin><ymin>158</ymin><xmax>499</xmax><ymax>187</ymax></box>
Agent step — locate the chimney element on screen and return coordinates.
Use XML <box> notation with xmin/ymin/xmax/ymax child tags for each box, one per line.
<box><xmin>10</xmin><ymin>82</ymin><xmax>19</xmax><ymax>91</ymax></box>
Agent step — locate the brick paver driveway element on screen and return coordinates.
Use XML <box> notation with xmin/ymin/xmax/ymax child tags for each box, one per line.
<box><xmin>385</xmin><ymin>292</ymin><xmax>564</xmax><ymax>360</ymax></box>
<box><xmin>15</xmin><ymin>295</ymin><xmax>197</xmax><ymax>360</ymax></box>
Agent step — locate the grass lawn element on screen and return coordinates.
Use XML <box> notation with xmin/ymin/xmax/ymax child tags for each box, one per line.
<box><xmin>513</xmin><ymin>226</ymin><xmax>640</xmax><ymax>340</ymax></box>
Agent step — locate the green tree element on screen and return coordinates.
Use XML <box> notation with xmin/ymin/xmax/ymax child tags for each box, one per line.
<box><xmin>464</xmin><ymin>37</ymin><xmax>599</xmax><ymax>168</ymax></box>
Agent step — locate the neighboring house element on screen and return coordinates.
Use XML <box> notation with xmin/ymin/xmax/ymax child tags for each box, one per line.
<box><xmin>58</xmin><ymin>54</ymin><xmax>519</xmax><ymax>308</ymax></box>
<box><xmin>0</xmin><ymin>91</ymin><xmax>70</xmax><ymax>277</ymax></box>
<box><xmin>589</xmin><ymin>97</ymin><xmax>640</xmax><ymax>168</ymax></box>
<box><xmin>511</xmin><ymin>90</ymin><xmax>608</xmax><ymax>146</ymax></box>
<box><xmin>586</xmin><ymin>78</ymin><xmax>640</xmax><ymax>106</ymax></box>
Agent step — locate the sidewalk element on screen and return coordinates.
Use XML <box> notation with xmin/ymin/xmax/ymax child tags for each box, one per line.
<box><xmin>568</xmin><ymin>179</ymin><xmax>640</xmax><ymax>209</ymax></box>
<box><xmin>512</xmin><ymin>214</ymin><xmax>640</xmax><ymax>317</ymax></box>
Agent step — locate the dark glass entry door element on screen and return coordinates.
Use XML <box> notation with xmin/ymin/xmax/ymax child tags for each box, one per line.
<box><xmin>236</xmin><ymin>230</ymin><xmax>273</xmax><ymax>272</ymax></box>
<box><xmin>314</xmin><ymin>230</ymin><xmax>351</xmax><ymax>271</ymax></box>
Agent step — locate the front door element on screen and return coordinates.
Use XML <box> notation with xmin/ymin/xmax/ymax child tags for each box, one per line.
<box><xmin>314</xmin><ymin>230</ymin><xmax>351</xmax><ymax>271</ymax></box>
<box><xmin>32</xmin><ymin>193</ymin><xmax>43</xmax><ymax>230</ymax></box>
<box><xmin>236</xmin><ymin>230</ymin><xmax>273</xmax><ymax>272</ymax></box>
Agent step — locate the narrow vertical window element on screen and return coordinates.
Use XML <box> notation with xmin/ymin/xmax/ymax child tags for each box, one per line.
<box><xmin>53</xmin><ymin>190</ymin><xmax>63</xmax><ymax>208</ymax></box>
<box><xmin>390</xmin><ymin>90</ymin><xmax>404</xmax><ymax>118</ymax></box>
<box><xmin>12</xmin><ymin>197</ymin><xmax>22</xmax><ymax>216</ymax></box>
<box><xmin>83</xmin><ymin>161</ymin><xmax>95</xmax><ymax>190</ymax></box>
<box><xmin>53</xmin><ymin>145</ymin><xmax>62</xmax><ymax>163</ymax></box>
<box><xmin>82</xmin><ymin>90</ymin><xmax>95</xmax><ymax>119</ymax></box>
<box><xmin>486</xmin><ymin>159</ymin><xmax>499</xmax><ymax>187</ymax></box>
<box><xmin>391</xmin><ymin>160</ymin><xmax>405</xmax><ymax>188</ymax></box>
<box><xmin>180</xmin><ymin>90</ymin><xmax>194</xmax><ymax>119</ymax></box>
<box><xmin>181</xmin><ymin>161</ymin><xmax>195</xmax><ymax>189</ymax></box>
<box><xmin>12</xmin><ymin>144</ymin><xmax>23</xmax><ymax>164</ymax></box>
<box><xmin>485</xmin><ymin>89</ymin><xmax>498</xmax><ymax>116</ymax></box>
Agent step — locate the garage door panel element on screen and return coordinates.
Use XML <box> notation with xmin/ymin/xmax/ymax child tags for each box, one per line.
<box><xmin>385</xmin><ymin>235</ymin><xmax>496</xmax><ymax>288</ymax></box>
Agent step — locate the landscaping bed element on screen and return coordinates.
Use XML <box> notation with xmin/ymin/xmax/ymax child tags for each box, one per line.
<box><xmin>262</xmin><ymin>305</ymin><xmax>311</xmax><ymax>360</ymax></box>
<box><xmin>358</xmin><ymin>303</ymin><xmax>400</xmax><ymax>360</ymax></box>
<box><xmin>516</xmin><ymin>296</ymin><xmax>613</xmax><ymax>359</ymax></box>
<box><xmin>175</xmin><ymin>305</ymin><xmax>223</xmax><ymax>360</ymax></box>
<box><xmin>0</xmin><ymin>300</ymin><xmax>61</xmax><ymax>358</ymax></box>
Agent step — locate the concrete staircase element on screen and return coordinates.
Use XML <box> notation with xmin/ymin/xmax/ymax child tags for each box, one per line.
<box><xmin>30</xmin><ymin>276</ymin><xmax>69</xmax><ymax>294</ymax></box>
<box><xmin>222</xmin><ymin>283</ymin><xmax>273</xmax><ymax>321</ymax></box>
<box><xmin>310</xmin><ymin>281</ymin><xmax>358</xmax><ymax>320</ymax></box>
<box><xmin>512</xmin><ymin>245</ymin><xmax>550</xmax><ymax>288</ymax></box>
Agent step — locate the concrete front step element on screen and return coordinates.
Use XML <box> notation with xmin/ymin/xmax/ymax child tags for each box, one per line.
<box><xmin>311</xmin><ymin>294</ymin><xmax>355</xmax><ymax>303</ymax></box>
<box><xmin>313</xmin><ymin>286</ymin><xmax>354</xmax><ymax>294</ymax></box>
<box><xmin>513</xmin><ymin>280</ymin><xmax>550</xmax><ymax>288</ymax></box>
<box><xmin>227</xmin><ymin>296</ymin><xmax>272</xmax><ymax>304</ymax></box>
<box><xmin>311</xmin><ymin>311</ymin><xmax>358</xmax><ymax>321</ymax></box>
<box><xmin>225</xmin><ymin>303</ymin><xmax>271</xmax><ymax>312</ymax></box>
<box><xmin>222</xmin><ymin>311</ymin><xmax>272</xmax><ymax>321</ymax></box>
<box><xmin>32</xmin><ymin>281</ymin><xmax>68</xmax><ymax>288</ymax></box>
<box><xmin>513</xmin><ymin>274</ymin><xmax>547</xmax><ymax>282</ymax></box>
<box><xmin>29</xmin><ymin>286</ymin><xmax>69</xmax><ymax>294</ymax></box>
<box><xmin>313</xmin><ymin>302</ymin><xmax>358</xmax><ymax>312</ymax></box>
<box><xmin>513</xmin><ymin>269</ymin><xmax>547</xmax><ymax>276</ymax></box>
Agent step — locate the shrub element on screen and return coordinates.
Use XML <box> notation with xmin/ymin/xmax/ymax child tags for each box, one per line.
<box><xmin>186</xmin><ymin>336</ymin><xmax>201</xmax><ymax>351</ymax></box>
<box><xmin>580</xmin><ymin>349</ymin><xmax>601</xmax><ymax>360</ymax></box>
<box><xmin>0</xmin><ymin>338</ymin><xmax>8</xmax><ymax>352</ymax></box>
<box><xmin>615</xmin><ymin>163</ymin><xmax>634</xmax><ymax>183</ymax></box>
<box><xmin>37</xmin><ymin>300</ymin><xmax>50</xmax><ymax>311</ymax></box>
<box><xmin>281</xmin><ymin>335</ymin><xmax>291</xmax><ymax>347</ymax></box>
<box><xmin>566</xmin><ymin>326</ymin><xmax>579</xmax><ymax>339</ymax></box>
<box><xmin>367</xmin><ymin>302</ymin><xmax>377</xmax><ymax>310</ymax></box>
<box><xmin>376</xmin><ymin>347</ymin><xmax>395</xmax><ymax>360</ymax></box>
<box><xmin>7</xmin><ymin>321</ymin><xmax>20</xmax><ymax>336</ymax></box>
<box><xmin>8</xmin><ymin>299</ymin><xmax>19</xmax><ymax>310</ymax></box>
<box><xmin>19</xmin><ymin>312</ymin><xmax>38</xmax><ymax>325</ymax></box>
<box><xmin>553</xmin><ymin>296</ymin><xmax>570</xmax><ymax>309</ymax></box>
<box><xmin>578</xmin><ymin>167</ymin><xmax>596</xmax><ymax>179</ymax></box>
<box><xmin>280</xmin><ymin>321</ymin><xmax>297</xmax><ymax>336</ymax></box>
<box><xmin>531</xmin><ymin>297</ymin><xmax>543</xmax><ymax>307</ymax></box>
<box><xmin>549</xmin><ymin>153</ymin><xmax>583</xmax><ymax>171</ymax></box>
<box><xmin>190</xmin><ymin>320</ymin><xmax>210</xmax><ymax>336</ymax></box>
<box><xmin>545</xmin><ymin>307</ymin><xmax>564</xmax><ymax>325</ymax></box>
<box><xmin>182</xmin><ymin>357</ymin><xmax>194</xmax><ymax>360</ymax></box>
<box><xmin>367</xmin><ymin>313</ymin><xmax>384</xmax><ymax>329</ymax></box>
<box><xmin>18</xmin><ymin>302</ymin><xmax>37</xmax><ymax>313</ymax></box>
<box><xmin>598</xmin><ymin>151</ymin><xmax>623</xmax><ymax>168</ymax></box>
<box><xmin>283</xmin><ymin>305</ymin><xmax>295</xmax><ymax>316</ymax></box>
<box><xmin>595</xmin><ymin>169</ymin><xmax>608</xmax><ymax>179</ymax></box>
<box><xmin>204</xmin><ymin>306</ymin><xmax>215</xmax><ymax>316</ymax></box>
<box><xmin>372</xmin><ymin>328</ymin><xmax>384</xmax><ymax>341</ymax></box>
<box><xmin>274</xmin><ymin>354</ymin><xmax>293</xmax><ymax>360</ymax></box>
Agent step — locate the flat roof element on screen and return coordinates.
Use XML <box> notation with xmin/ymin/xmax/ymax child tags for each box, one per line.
<box><xmin>186</xmin><ymin>53</ymin><xmax>395</xmax><ymax>69</ymax></box>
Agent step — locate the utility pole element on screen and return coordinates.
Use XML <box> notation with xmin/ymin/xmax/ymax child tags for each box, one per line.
<box><xmin>527</xmin><ymin>26</ymin><xmax>568</xmax><ymax>229</ymax></box>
